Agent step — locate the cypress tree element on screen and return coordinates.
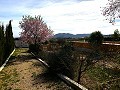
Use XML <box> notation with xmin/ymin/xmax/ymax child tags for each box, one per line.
<box><xmin>5</xmin><ymin>20</ymin><xmax>15</xmax><ymax>58</ymax></box>
<box><xmin>0</xmin><ymin>24</ymin><xmax>5</xmax><ymax>66</ymax></box>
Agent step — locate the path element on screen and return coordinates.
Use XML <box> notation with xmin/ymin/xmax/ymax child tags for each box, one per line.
<box><xmin>0</xmin><ymin>48</ymin><xmax>72</xmax><ymax>90</ymax></box>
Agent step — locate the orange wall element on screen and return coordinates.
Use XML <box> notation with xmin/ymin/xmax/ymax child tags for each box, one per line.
<box><xmin>40</xmin><ymin>42</ymin><xmax>120</xmax><ymax>53</ymax></box>
<box><xmin>72</xmin><ymin>42</ymin><xmax>120</xmax><ymax>52</ymax></box>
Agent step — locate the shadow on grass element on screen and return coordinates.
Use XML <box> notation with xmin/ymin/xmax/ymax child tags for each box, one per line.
<box><xmin>32</xmin><ymin>70</ymin><xmax>71</xmax><ymax>90</ymax></box>
<box><xmin>32</xmin><ymin>61</ymin><xmax>46</xmax><ymax>68</ymax></box>
<box><xmin>31</xmin><ymin>60</ymin><xmax>71</xmax><ymax>89</ymax></box>
<box><xmin>32</xmin><ymin>60</ymin><xmax>59</xmax><ymax>83</ymax></box>
<box><xmin>34</xmin><ymin>70</ymin><xmax>58</xmax><ymax>83</ymax></box>
<box><xmin>7</xmin><ymin>53</ymin><xmax>35</xmax><ymax>66</ymax></box>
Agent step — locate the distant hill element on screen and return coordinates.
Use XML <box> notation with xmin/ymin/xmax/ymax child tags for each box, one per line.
<box><xmin>54</xmin><ymin>33</ymin><xmax>90</xmax><ymax>38</ymax></box>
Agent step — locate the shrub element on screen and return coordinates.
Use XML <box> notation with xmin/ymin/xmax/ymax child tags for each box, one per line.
<box><xmin>54</xmin><ymin>42</ymin><xmax>75</xmax><ymax>78</ymax></box>
<box><xmin>88</xmin><ymin>31</ymin><xmax>104</xmax><ymax>56</ymax></box>
<box><xmin>88</xmin><ymin>31</ymin><xmax>104</xmax><ymax>47</ymax></box>
<box><xmin>57</xmin><ymin>38</ymin><xmax>66</xmax><ymax>46</ymax></box>
<box><xmin>39</xmin><ymin>42</ymin><xmax>75</xmax><ymax>79</ymax></box>
<box><xmin>29</xmin><ymin>44</ymin><xmax>40</xmax><ymax>53</ymax></box>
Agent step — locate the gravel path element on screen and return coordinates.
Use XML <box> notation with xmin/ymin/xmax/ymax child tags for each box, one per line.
<box><xmin>0</xmin><ymin>48</ymin><xmax>72</xmax><ymax>90</ymax></box>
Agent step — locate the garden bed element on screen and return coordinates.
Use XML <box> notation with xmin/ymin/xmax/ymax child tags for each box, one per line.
<box><xmin>0</xmin><ymin>48</ymin><xmax>72</xmax><ymax>90</ymax></box>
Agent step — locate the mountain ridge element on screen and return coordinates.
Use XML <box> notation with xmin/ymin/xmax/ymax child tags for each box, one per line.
<box><xmin>54</xmin><ymin>33</ymin><xmax>90</xmax><ymax>38</ymax></box>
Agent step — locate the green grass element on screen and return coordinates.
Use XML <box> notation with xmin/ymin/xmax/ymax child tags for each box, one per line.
<box><xmin>31</xmin><ymin>72</ymin><xmax>37</xmax><ymax>78</ymax></box>
<box><xmin>0</xmin><ymin>48</ymin><xmax>28</xmax><ymax>90</ymax></box>
<box><xmin>12</xmin><ymin>48</ymin><xmax>28</xmax><ymax>57</ymax></box>
<box><xmin>0</xmin><ymin>65</ymin><xmax>20</xmax><ymax>90</ymax></box>
<box><xmin>86</xmin><ymin>66</ymin><xmax>120</xmax><ymax>89</ymax></box>
<box><xmin>88</xmin><ymin>67</ymin><xmax>117</xmax><ymax>82</ymax></box>
<box><xmin>10</xmin><ymin>48</ymin><xmax>29</xmax><ymax>60</ymax></box>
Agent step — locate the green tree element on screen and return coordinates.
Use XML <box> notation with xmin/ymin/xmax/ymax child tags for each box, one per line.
<box><xmin>0</xmin><ymin>24</ymin><xmax>5</xmax><ymax>66</ymax></box>
<box><xmin>112</xmin><ymin>29</ymin><xmax>119</xmax><ymax>41</ymax></box>
<box><xmin>88</xmin><ymin>31</ymin><xmax>104</xmax><ymax>57</ymax></box>
<box><xmin>88</xmin><ymin>31</ymin><xmax>104</xmax><ymax>49</ymax></box>
<box><xmin>5</xmin><ymin>20</ymin><xmax>14</xmax><ymax>58</ymax></box>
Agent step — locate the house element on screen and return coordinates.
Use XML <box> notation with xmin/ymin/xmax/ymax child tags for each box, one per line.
<box><xmin>14</xmin><ymin>38</ymin><xmax>29</xmax><ymax>48</ymax></box>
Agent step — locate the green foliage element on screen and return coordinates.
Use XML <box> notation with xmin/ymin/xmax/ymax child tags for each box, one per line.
<box><xmin>57</xmin><ymin>38</ymin><xmax>66</xmax><ymax>45</ymax></box>
<box><xmin>5</xmin><ymin>20</ymin><xmax>15</xmax><ymax>59</ymax></box>
<box><xmin>88</xmin><ymin>31</ymin><xmax>104</xmax><ymax>46</ymax></box>
<box><xmin>0</xmin><ymin>24</ymin><xmax>5</xmax><ymax>66</ymax></box>
<box><xmin>0</xmin><ymin>20</ymin><xmax>15</xmax><ymax>66</ymax></box>
<box><xmin>38</xmin><ymin>42</ymin><xmax>75</xmax><ymax>79</ymax></box>
<box><xmin>0</xmin><ymin>68</ymin><xmax>19</xmax><ymax>90</ymax></box>
<box><xmin>37</xmin><ymin>42</ymin><xmax>97</xmax><ymax>82</ymax></box>
<box><xmin>112</xmin><ymin>29</ymin><xmax>120</xmax><ymax>41</ymax></box>
<box><xmin>56</xmin><ymin>42</ymin><xmax>75</xmax><ymax>78</ymax></box>
<box><xmin>49</xmin><ymin>38</ymin><xmax>57</xmax><ymax>43</ymax></box>
<box><xmin>29</xmin><ymin>44</ymin><xmax>40</xmax><ymax>53</ymax></box>
<box><xmin>88</xmin><ymin>31</ymin><xmax>104</xmax><ymax>54</ymax></box>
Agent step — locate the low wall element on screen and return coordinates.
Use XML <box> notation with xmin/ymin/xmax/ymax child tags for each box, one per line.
<box><xmin>72</xmin><ymin>42</ymin><xmax>120</xmax><ymax>53</ymax></box>
<box><xmin>39</xmin><ymin>42</ymin><xmax>120</xmax><ymax>53</ymax></box>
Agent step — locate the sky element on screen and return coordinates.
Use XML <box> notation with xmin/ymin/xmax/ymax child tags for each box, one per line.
<box><xmin>0</xmin><ymin>0</ymin><xmax>120</xmax><ymax>37</ymax></box>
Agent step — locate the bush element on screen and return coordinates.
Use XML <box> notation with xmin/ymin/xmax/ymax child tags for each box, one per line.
<box><xmin>38</xmin><ymin>42</ymin><xmax>75</xmax><ymax>79</ymax></box>
<box><xmin>88</xmin><ymin>31</ymin><xmax>104</xmax><ymax>56</ymax></box>
<box><xmin>88</xmin><ymin>31</ymin><xmax>103</xmax><ymax>47</ymax></box>
<box><xmin>57</xmin><ymin>38</ymin><xmax>66</xmax><ymax>45</ymax></box>
<box><xmin>29</xmin><ymin>44</ymin><xmax>40</xmax><ymax>53</ymax></box>
<box><xmin>50</xmin><ymin>42</ymin><xmax>75</xmax><ymax>78</ymax></box>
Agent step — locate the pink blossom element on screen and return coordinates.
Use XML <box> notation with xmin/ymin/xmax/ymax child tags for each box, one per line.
<box><xmin>102</xmin><ymin>0</ymin><xmax>120</xmax><ymax>24</ymax></box>
<box><xmin>19</xmin><ymin>15</ymin><xmax>54</xmax><ymax>44</ymax></box>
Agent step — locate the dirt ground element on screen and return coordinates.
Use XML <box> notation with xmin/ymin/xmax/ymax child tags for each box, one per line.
<box><xmin>0</xmin><ymin>48</ymin><xmax>72</xmax><ymax>90</ymax></box>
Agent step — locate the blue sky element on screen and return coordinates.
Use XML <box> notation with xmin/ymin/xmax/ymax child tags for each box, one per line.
<box><xmin>0</xmin><ymin>0</ymin><xmax>120</xmax><ymax>37</ymax></box>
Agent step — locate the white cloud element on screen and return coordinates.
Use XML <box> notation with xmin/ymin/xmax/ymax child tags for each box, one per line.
<box><xmin>0</xmin><ymin>0</ymin><xmax>120</xmax><ymax>37</ymax></box>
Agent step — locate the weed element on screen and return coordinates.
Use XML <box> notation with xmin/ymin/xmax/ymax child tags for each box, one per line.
<box><xmin>0</xmin><ymin>68</ymin><xmax>19</xmax><ymax>90</ymax></box>
<box><xmin>87</xmin><ymin>66</ymin><xmax>120</xmax><ymax>89</ymax></box>
<box><xmin>32</xmin><ymin>72</ymin><xmax>37</xmax><ymax>78</ymax></box>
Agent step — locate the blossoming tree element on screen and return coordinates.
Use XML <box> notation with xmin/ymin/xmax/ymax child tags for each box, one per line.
<box><xmin>102</xmin><ymin>0</ymin><xmax>120</xmax><ymax>24</ymax></box>
<box><xmin>19</xmin><ymin>15</ymin><xmax>54</xmax><ymax>45</ymax></box>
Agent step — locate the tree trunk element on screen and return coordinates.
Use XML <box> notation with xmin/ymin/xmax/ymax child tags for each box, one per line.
<box><xmin>77</xmin><ymin>59</ymin><xmax>83</xmax><ymax>83</ymax></box>
<box><xmin>77</xmin><ymin>68</ymin><xmax>82</xmax><ymax>83</ymax></box>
